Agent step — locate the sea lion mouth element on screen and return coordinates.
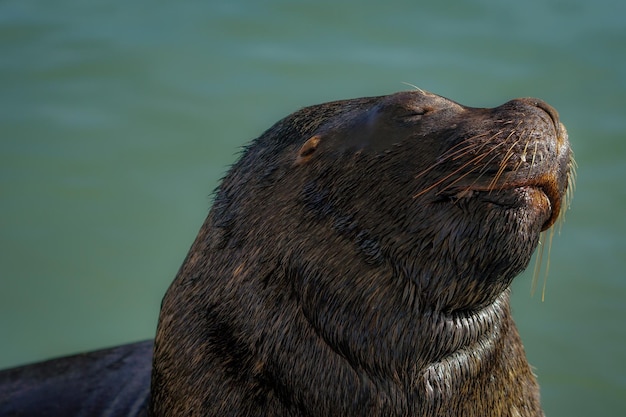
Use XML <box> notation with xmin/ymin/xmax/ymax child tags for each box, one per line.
<box><xmin>524</xmin><ymin>177</ymin><xmax>563</xmax><ymax>231</ymax></box>
<box><xmin>452</xmin><ymin>176</ymin><xmax>562</xmax><ymax>231</ymax></box>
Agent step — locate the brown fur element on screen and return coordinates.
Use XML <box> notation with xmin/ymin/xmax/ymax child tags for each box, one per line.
<box><xmin>150</xmin><ymin>90</ymin><xmax>573</xmax><ymax>416</ymax></box>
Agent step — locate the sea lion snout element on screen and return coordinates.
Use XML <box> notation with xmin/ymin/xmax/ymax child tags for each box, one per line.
<box><xmin>485</xmin><ymin>97</ymin><xmax>572</xmax><ymax>230</ymax></box>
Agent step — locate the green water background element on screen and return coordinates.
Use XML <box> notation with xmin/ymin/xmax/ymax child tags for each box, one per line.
<box><xmin>1</xmin><ymin>0</ymin><xmax>624</xmax><ymax>415</ymax></box>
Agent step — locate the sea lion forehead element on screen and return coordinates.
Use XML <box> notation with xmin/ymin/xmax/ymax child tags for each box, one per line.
<box><xmin>367</xmin><ymin>90</ymin><xmax>468</xmax><ymax>132</ymax></box>
<box><xmin>380</xmin><ymin>89</ymin><xmax>464</xmax><ymax>110</ymax></box>
<box><xmin>308</xmin><ymin>90</ymin><xmax>467</xmax><ymax>154</ymax></box>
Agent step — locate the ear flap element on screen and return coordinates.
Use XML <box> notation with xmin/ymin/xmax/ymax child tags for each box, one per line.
<box><xmin>293</xmin><ymin>135</ymin><xmax>321</xmax><ymax>166</ymax></box>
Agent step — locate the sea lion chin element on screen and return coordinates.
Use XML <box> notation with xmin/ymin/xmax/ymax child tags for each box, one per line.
<box><xmin>150</xmin><ymin>89</ymin><xmax>574</xmax><ymax>417</ymax></box>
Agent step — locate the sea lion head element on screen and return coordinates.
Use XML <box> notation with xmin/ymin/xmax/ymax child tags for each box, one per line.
<box><xmin>152</xmin><ymin>90</ymin><xmax>573</xmax><ymax>416</ymax></box>
<box><xmin>219</xmin><ymin>90</ymin><xmax>572</xmax><ymax>311</ymax></box>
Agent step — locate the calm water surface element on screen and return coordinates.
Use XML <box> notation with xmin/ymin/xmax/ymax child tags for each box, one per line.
<box><xmin>1</xmin><ymin>1</ymin><xmax>624</xmax><ymax>415</ymax></box>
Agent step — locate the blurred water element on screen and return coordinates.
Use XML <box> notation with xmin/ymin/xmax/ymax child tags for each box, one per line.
<box><xmin>1</xmin><ymin>0</ymin><xmax>624</xmax><ymax>415</ymax></box>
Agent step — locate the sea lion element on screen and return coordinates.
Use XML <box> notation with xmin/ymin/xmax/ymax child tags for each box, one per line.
<box><xmin>0</xmin><ymin>89</ymin><xmax>572</xmax><ymax>417</ymax></box>
<box><xmin>0</xmin><ymin>340</ymin><xmax>153</xmax><ymax>417</ymax></box>
<box><xmin>150</xmin><ymin>89</ymin><xmax>573</xmax><ymax>417</ymax></box>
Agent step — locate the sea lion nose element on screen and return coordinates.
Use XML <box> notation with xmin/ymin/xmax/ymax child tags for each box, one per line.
<box><xmin>515</xmin><ymin>98</ymin><xmax>570</xmax><ymax>152</ymax></box>
<box><xmin>503</xmin><ymin>97</ymin><xmax>566</xmax><ymax>149</ymax></box>
<box><xmin>512</xmin><ymin>98</ymin><xmax>561</xmax><ymax>129</ymax></box>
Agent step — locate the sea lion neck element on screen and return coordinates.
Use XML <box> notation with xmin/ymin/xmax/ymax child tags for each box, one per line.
<box><xmin>294</xmin><ymin>254</ymin><xmax>512</xmax><ymax>375</ymax></box>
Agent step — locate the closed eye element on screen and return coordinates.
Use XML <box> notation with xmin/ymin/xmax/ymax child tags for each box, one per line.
<box><xmin>398</xmin><ymin>107</ymin><xmax>432</xmax><ymax>123</ymax></box>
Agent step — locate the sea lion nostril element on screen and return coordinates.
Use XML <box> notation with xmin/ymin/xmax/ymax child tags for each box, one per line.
<box><xmin>507</xmin><ymin>98</ymin><xmax>561</xmax><ymax>130</ymax></box>
<box><xmin>533</xmin><ymin>100</ymin><xmax>561</xmax><ymax>129</ymax></box>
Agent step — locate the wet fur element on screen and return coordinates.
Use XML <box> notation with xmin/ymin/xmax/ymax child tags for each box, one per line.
<box><xmin>151</xmin><ymin>91</ymin><xmax>573</xmax><ymax>416</ymax></box>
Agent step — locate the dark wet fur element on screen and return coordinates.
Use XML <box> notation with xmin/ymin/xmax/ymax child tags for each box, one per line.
<box><xmin>0</xmin><ymin>341</ymin><xmax>152</xmax><ymax>417</ymax></box>
<box><xmin>151</xmin><ymin>91</ymin><xmax>573</xmax><ymax>416</ymax></box>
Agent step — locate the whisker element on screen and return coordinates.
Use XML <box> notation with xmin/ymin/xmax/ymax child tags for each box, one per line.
<box><xmin>527</xmin><ymin>142</ymin><xmax>539</xmax><ymax>180</ymax></box>
<box><xmin>413</xmin><ymin>162</ymin><xmax>478</xmax><ymax>198</ymax></box>
<box><xmin>474</xmin><ymin>140</ymin><xmax>508</xmax><ymax>177</ymax></box>
<box><xmin>512</xmin><ymin>132</ymin><xmax>532</xmax><ymax>173</ymax></box>
<box><xmin>401</xmin><ymin>81</ymin><xmax>424</xmax><ymax>93</ymax></box>
<box><xmin>419</xmin><ymin>131</ymin><xmax>510</xmax><ymax>197</ymax></box>
<box><xmin>439</xmin><ymin>140</ymin><xmax>514</xmax><ymax>197</ymax></box>
<box><xmin>440</xmin><ymin>132</ymin><xmax>493</xmax><ymax>161</ymax></box>
<box><xmin>557</xmin><ymin>153</ymin><xmax>577</xmax><ymax>233</ymax></box>
<box><xmin>444</xmin><ymin>141</ymin><xmax>511</xmax><ymax>198</ymax></box>
<box><xmin>489</xmin><ymin>135</ymin><xmax>520</xmax><ymax>190</ymax></box>
<box><xmin>436</xmin><ymin>164</ymin><xmax>484</xmax><ymax>195</ymax></box>
<box><xmin>532</xmin><ymin>154</ymin><xmax>575</xmax><ymax>299</ymax></box>
<box><xmin>413</xmin><ymin>132</ymin><xmax>495</xmax><ymax>182</ymax></box>
<box><xmin>531</xmin><ymin>232</ymin><xmax>546</xmax><ymax>297</ymax></box>
<box><xmin>541</xmin><ymin>227</ymin><xmax>554</xmax><ymax>302</ymax></box>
